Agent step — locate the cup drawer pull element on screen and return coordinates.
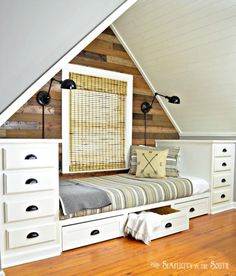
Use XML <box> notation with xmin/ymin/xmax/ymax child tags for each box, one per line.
<box><xmin>222</xmin><ymin>148</ymin><xmax>227</xmax><ymax>153</ymax></box>
<box><xmin>221</xmin><ymin>194</ymin><xmax>226</xmax><ymax>199</ymax></box>
<box><xmin>27</xmin><ymin>232</ymin><xmax>39</xmax><ymax>239</ymax></box>
<box><xmin>165</xmin><ymin>222</ymin><xmax>172</xmax><ymax>228</ymax></box>
<box><xmin>25</xmin><ymin>178</ymin><xmax>38</xmax><ymax>185</ymax></box>
<box><xmin>221</xmin><ymin>178</ymin><xmax>226</xmax><ymax>183</ymax></box>
<box><xmin>26</xmin><ymin>205</ymin><xmax>38</xmax><ymax>212</ymax></box>
<box><xmin>222</xmin><ymin>162</ymin><xmax>227</xmax><ymax>167</ymax></box>
<box><xmin>25</xmin><ymin>154</ymin><xmax>37</xmax><ymax>160</ymax></box>
<box><xmin>90</xmin><ymin>229</ymin><xmax>100</xmax><ymax>236</ymax></box>
<box><xmin>189</xmin><ymin>207</ymin><xmax>195</xmax><ymax>213</ymax></box>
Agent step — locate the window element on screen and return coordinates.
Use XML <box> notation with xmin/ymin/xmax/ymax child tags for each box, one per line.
<box><xmin>62</xmin><ymin>64</ymin><xmax>133</xmax><ymax>173</ymax></box>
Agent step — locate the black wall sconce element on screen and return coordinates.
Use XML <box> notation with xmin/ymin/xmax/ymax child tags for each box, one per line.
<box><xmin>36</xmin><ymin>78</ymin><xmax>77</xmax><ymax>138</ymax></box>
<box><xmin>141</xmin><ymin>92</ymin><xmax>180</xmax><ymax>145</ymax></box>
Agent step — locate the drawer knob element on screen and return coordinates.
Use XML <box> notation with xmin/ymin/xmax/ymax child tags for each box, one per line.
<box><xmin>165</xmin><ymin>222</ymin><xmax>172</xmax><ymax>228</ymax></box>
<box><xmin>27</xmin><ymin>232</ymin><xmax>39</xmax><ymax>239</ymax></box>
<box><xmin>189</xmin><ymin>207</ymin><xmax>195</xmax><ymax>213</ymax></box>
<box><xmin>25</xmin><ymin>178</ymin><xmax>38</xmax><ymax>185</ymax></box>
<box><xmin>222</xmin><ymin>148</ymin><xmax>227</xmax><ymax>153</ymax></box>
<box><xmin>221</xmin><ymin>178</ymin><xmax>226</xmax><ymax>183</ymax></box>
<box><xmin>221</xmin><ymin>194</ymin><xmax>226</xmax><ymax>199</ymax></box>
<box><xmin>90</xmin><ymin>229</ymin><xmax>100</xmax><ymax>236</ymax></box>
<box><xmin>25</xmin><ymin>154</ymin><xmax>37</xmax><ymax>160</ymax></box>
<box><xmin>222</xmin><ymin>162</ymin><xmax>227</xmax><ymax>167</ymax></box>
<box><xmin>26</xmin><ymin>205</ymin><xmax>38</xmax><ymax>212</ymax></box>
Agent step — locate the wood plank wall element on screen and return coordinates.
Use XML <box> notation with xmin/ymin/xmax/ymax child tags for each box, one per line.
<box><xmin>0</xmin><ymin>28</ymin><xmax>179</xmax><ymax>145</ymax></box>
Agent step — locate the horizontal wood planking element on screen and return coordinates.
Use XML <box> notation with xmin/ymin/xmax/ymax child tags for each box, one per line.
<box><xmin>1</xmin><ymin>27</ymin><xmax>178</xmax><ymax>145</ymax></box>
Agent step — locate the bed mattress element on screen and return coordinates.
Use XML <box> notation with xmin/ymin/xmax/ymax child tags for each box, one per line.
<box><xmin>60</xmin><ymin>174</ymin><xmax>195</xmax><ymax>220</ymax></box>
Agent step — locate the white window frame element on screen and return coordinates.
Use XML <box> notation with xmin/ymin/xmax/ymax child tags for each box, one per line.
<box><xmin>62</xmin><ymin>64</ymin><xmax>133</xmax><ymax>174</ymax></box>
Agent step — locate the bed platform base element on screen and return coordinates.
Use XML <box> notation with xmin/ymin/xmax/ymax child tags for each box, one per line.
<box><xmin>61</xmin><ymin>193</ymin><xmax>210</xmax><ymax>251</ymax></box>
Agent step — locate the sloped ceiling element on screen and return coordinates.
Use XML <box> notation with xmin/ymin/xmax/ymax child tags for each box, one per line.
<box><xmin>113</xmin><ymin>0</ymin><xmax>236</xmax><ymax>136</ymax></box>
<box><xmin>0</xmin><ymin>0</ymin><xmax>126</xmax><ymax>115</ymax></box>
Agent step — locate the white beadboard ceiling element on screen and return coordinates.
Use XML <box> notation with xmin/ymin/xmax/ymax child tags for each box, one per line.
<box><xmin>113</xmin><ymin>0</ymin><xmax>236</xmax><ymax>136</ymax></box>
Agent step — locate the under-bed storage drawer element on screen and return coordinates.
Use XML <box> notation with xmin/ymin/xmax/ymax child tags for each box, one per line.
<box><xmin>62</xmin><ymin>215</ymin><xmax>126</xmax><ymax>251</ymax></box>
<box><xmin>172</xmin><ymin>198</ymin><xmax>209</xmax><ymax>218</ymax></box>
<box><xmin>151</xmin><ymin>207</ymin><xmax>189</xmax><ymax>240</ymax></box>
<box><xmin>6</xmin><ymin>223</ymin><xmax>56</xmax><ymax>249</ymax></box>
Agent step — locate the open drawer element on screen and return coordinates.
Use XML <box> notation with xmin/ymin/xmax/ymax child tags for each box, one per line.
<box><xmin>150</xmin><ymin>206</ymin><xmax>189</xmax><ymax>240</ymax></box>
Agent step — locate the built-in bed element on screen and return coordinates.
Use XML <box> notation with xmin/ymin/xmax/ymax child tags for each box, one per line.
<box><xmin>59</xmin><ymin>173</ymin><xmax>210</xmax><ymax>251</ymax></box>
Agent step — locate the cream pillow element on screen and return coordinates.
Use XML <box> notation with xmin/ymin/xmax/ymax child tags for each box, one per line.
<box><xmin>136</xmin><ymin>148</ymin><xmax>168</xmax><ymax>178</ymax></box>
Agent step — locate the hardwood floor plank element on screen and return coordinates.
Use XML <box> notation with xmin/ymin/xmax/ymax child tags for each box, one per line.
<box><xmin>4</xmin><ymin>210</ymin><xmax>236</xmax><ymax>276</ymax></box>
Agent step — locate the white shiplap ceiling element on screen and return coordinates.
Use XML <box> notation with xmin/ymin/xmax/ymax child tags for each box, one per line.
<box><xmin>113</xmin><ymin>0</ymin><xmax>236</xmax><ymax>136</ymax></box>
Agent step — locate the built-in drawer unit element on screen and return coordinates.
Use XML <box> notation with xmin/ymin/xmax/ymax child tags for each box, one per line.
<box><xmin>62</xmin><ymin>215</ymin><xmax>126</xmax><ymax>251</ymax></box>
<box><xmin>2</xmin><ymin>146</ymin><xmax>56</xmax><ymax>170</ymax></box>
<box><xmin>212</xmin><ymin>188</ymin><xmax>231</xmax><ymax>204</ymax></box>
<box><xmin>214</xmin><ymin>157</ymin><xmax>232</xmax><ymax>172</ymax></box>
<box><xmin>4</xmin><ymin>197</ymin><xmax>56</xmax><ymax>223</ymax></box>
<box><xmin>213</xmin><ymin>173</ymin><xmax>232</xmax><ymax>188</ymax></box>
<box><xmin>3</xmin><ymin>170</ymin><xmax>56</xmax><ymax>194</ymax></box>
<box><xmin>214</xmin><ymin>144</ymin><xmax>234</xmax><ymax>157</ymax></box>
<box><xmin>172</xmin><ymin>198</ymin><xmax>209</xmax><ymax>219</ymax></box>
<box><xmin>6</xmin><ymin>223</ymin><xmax>56</xmax><ymax>249</ymax></box>
<box><xmin>0</xmin><ymin>140</ymin><xmax>60</xmax><ymax>268</ymax></box>
<box><xmin>150</xmin><ymin>207</ymin><xmax>189</xmax><ymax>240</ymax></box>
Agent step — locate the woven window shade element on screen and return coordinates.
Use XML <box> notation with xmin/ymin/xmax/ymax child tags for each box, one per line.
<box><xmin>69</xmin><ymin>72</ymin><xmax>127</xmax><ymax>172</ymax></box>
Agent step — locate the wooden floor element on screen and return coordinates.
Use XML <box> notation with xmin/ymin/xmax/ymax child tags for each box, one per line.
<box><xmin>4</xmin><ymin>210</ymin><xmax>236</xmax><ymax>276</ymax></box>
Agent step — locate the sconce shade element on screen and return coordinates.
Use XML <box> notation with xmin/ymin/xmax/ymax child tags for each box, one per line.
<box><xmin>141</xmin><ymin>102</ymin><xmax>152</xmax><ymax>114</ymax></box>
<box><xmin>166</xmin><ymin>95</ymin><xmax>180</xmax><ymax>104</ymax></box>
<box><xmin>61</xmin><ymin>79</ymin><xmax>77</xmax><ymax>90</ymax></box>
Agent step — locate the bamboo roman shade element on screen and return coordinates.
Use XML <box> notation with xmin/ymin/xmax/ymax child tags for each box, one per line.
<box><xmin>69</xmin><ymin>72</ymin><xmax>127</xmax><ymax>172</ymax></box>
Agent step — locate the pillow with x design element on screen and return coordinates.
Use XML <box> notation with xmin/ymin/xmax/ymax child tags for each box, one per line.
<box><xmin>135</xmin><ymin>148</ymin><xmax>169</xmax><ymax>178</ymax></box>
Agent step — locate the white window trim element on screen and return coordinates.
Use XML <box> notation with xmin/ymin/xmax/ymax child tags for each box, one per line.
<box><xmin>62</xmin><ymin>64</ymin><xmax>133</xmax><ymax>174</ymax></box>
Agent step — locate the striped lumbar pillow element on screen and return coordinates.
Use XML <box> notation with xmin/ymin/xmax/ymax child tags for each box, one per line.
<box><xmin>156</xmin><ymin>146</ymin><xmax>180</xmax><ymax>177</ymax></box>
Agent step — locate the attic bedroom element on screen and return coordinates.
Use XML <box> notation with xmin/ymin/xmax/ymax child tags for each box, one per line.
<box><xmin>0</xmin><ymin>1</ymin><xmax>236</xmax><ymax>275</ymax></box>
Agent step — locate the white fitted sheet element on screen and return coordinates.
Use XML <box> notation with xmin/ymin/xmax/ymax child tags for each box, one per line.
<box><xmin>181</xmin><ymin>175</ymin><xmax>209</xmax><ymax>195</ymax></box>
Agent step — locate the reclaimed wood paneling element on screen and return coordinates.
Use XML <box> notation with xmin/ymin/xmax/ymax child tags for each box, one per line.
<box><xmin>1</xmin><ymin>27</ymin><xmax>178</xmax><ymax>145</ymax></box>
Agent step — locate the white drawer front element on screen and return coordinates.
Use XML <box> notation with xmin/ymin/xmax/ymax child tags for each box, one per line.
<box><xmin>214</xmin><ymin>144</ymin><xmax>234</xmax><ymax>157</ymax></box>
<box><xmin>214</xmin><ymin>157</ymin><xmax>232</xmax><ymax>172</ymax></box>
<box><xmin>173</xmin><ymin>198</ymin><xmax>209</xmax><ymax>218</ymax></box>
<box><xmin>213</xmin><ymin>173</ymin><xmax>232</xmax><ymax>188</ymax></box>
<box><xmin>4</xmin><ymin>197</ymin><xmax>56</xmax><ymax>222</ymax></box>
<box><xmin>3</xmin><ymin>170</ymin><xmax>56</xmax><ymax>194</ymax></box>
<box><xmin>3</xmin><ymin>146</ymin><xmax>56</xmax><ymax>170</ymax></box>
<box><xmin>212</xmin><ymin>189</ymin><xmax>231</xmax><ymax>205</ymax></box>
<box><xmin>62</xmin><ymin>216</ymin><xmax>125</xmax><ymax>251</ymax></box>
<box><xmin>152</xmin><ymin>210</ymin><xmax>189</xmax><ymax>240</ymax></box>
<box><xmin>6</xmin><ymin>223</ymin><xmax>56</xmax><ymax>249</ymax></box>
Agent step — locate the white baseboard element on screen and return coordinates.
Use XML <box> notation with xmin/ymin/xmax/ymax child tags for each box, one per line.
<box><xmin>211</xmin><ymin>203</ymin><xmax>234</xmax><ymax>214</ymax></box>
<box><xmin>0</xmin><ymin>270</ymin><xmax>5</xmax><ymax>276</ymax></box>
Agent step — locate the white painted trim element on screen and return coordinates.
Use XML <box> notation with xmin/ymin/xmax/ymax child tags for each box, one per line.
<box><xmin>232</xmin><ymin>202</ymin><xmax>236</xmax><ymax>209</ymax></box>
<box><xmin>0</xmin><ymin>0</ymin><xmax>137</xmax><ymax>127</ymax></box>
<box><xmin>181</xmin><ymin>132</ymin><xmax>236</xmax><ymax>137</ymax></box>
<box><xmin>0</xmin><ymin>271</ymin><xmax>5</xmax><ymax>276</ymax></box>
<box><xmin>111</xmin><ymin>24</ymin><xmax>182</xmax><ymax>135</ymax></box>
<box><xmin>60</xmin><ymin>192</ymin><xmax>210</xmax><ymax>226</ymax></box>
<box><xmin>62</xmin><ymin>64</ymin><xmax>133</xmax><ymax>174</ymax></box>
